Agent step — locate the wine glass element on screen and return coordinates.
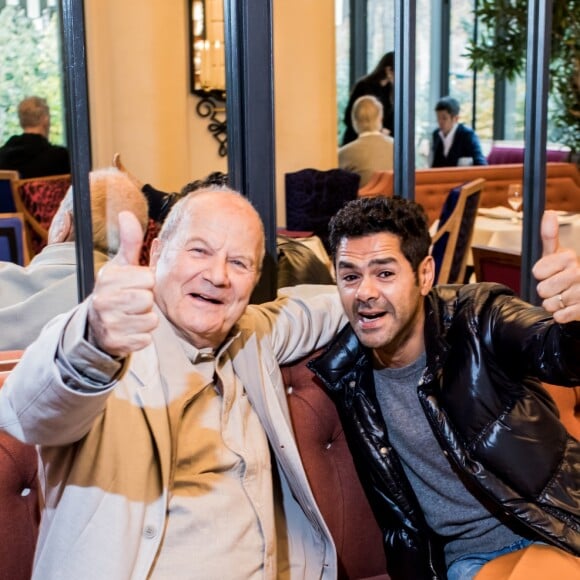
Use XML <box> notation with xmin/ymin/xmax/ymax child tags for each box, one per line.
<box><xmin>507</xmin><ymin>183</ymin><xmax>523</xmax><ymax>222</ymax></box>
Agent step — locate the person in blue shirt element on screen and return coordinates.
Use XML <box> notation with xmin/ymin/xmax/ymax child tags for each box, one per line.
<box><xmin>431</xmin><ymin>96</ymin><xmax>487</xmax><ymax>167</ymax></box>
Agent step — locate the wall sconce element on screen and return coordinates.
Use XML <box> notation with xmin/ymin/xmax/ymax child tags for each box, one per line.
<box><xmin>189</xmin><ymin>0</ymin><xmax>227</xmax><ymax>157</ymax></box>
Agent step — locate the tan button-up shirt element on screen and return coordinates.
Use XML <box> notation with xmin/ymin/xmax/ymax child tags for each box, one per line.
<box><xmin>150</xmin><ymin>330</ymin><xmax>274</xmax><ymax>578</ymax></box>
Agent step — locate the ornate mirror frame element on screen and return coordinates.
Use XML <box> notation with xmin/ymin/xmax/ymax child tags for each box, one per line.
<box><xmin>188</xmin><ymin>0</ymin><xmax>227</xmax><ymax>156</ymax></box>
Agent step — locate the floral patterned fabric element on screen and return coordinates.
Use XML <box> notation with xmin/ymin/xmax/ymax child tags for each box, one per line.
<box><xmin>16</xmin><ymin>175</ymin><xmax>71</xmax><ymax>256</ymax></box>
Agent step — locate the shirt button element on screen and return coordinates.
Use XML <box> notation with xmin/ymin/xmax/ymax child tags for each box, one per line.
<box><xmin>379</xmin><ymin>446</ymin><xmax>388</xmax><ymax>456</ymax></box>
<box><xmin>143</xmin><ymin>525</ymin><xmax>157</xmax><ymax>539</ymax></box>
<box><xmin>348</xmin><ymin>380</ymin><xmax>356</xmax><ymax>388</ymax></box>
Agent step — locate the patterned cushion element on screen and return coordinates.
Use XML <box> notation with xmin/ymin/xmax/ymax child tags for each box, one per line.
<box><xmin>17</xmin><ymin>175</ymin><xmax>71</xmax><ymax>255</ymax></box>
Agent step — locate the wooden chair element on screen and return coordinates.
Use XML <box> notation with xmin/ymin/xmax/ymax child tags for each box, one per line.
<box><xmin>472</xmin><ymin>244</ymin><xmax>521</xmax><ymax>295</ymax></box>
<box><xmin>0</xmin><ymin>212</ymin><xmax>30</xmax><ymax>266</ymax></box>
<box><xmin>0</xmin><ymin>170</ymin><xmax>19</xmax><ymax>214</ymax></box>
<box><xmin>13</xmin><ymin>173</ymin><xmax>71</xmax><ymax>258</ymax></box>
<box><xmin>431</xmin><ymin>178</ymin><xmax>485</xmax><ymax>284</ymax></box>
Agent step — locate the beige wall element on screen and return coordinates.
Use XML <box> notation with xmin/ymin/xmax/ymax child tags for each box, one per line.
<box><xmin>85</xmin><ymin>0</ymin><xmax>227</xmax><ymax>194</ymax></box>
<box><xmin>84</xmin><ymin>0</ymin><xmax>336</xmax><ymax>222</ymax></box>
<box><xmin>274</xmin><ymin>0</ymin><xmax>337</xmax><ymax>225</ymax></box>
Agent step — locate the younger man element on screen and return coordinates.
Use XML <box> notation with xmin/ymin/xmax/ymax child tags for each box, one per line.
<box><xmin>310</xmin><ymin>196</ymin><xmax>580</xmax><ymax>579</ymax></box>
<box><xmin>431</xmin><ymin>96</ymin><xmax>487</xmax><ymax>167</ymax></box>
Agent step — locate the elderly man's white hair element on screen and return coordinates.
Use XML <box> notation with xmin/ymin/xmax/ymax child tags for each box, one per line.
<box><xmin>49</xmin><ymin>167</ymin><xmax>149</xmax><ymax>256</ymax></box>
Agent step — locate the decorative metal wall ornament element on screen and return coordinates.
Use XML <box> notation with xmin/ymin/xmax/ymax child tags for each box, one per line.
<box><xmin>195</xmin><ymin>91</ymin><xmax>227</xmax><ymax>157</ymax></box>
<box><xmin>189</xmin><ymin>0</ymin><xmax>227</xmax><ymax>157</ymax></box>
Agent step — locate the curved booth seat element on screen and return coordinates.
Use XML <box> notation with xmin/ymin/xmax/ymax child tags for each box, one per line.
<box><xmin>359</xmin><ymin>162</ymin><xmax>580</xmax><ymax>225</ymax></box>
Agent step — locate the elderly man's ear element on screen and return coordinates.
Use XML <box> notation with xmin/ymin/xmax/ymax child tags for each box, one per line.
<box><xmin>48</xmin><ymin>210</ymin><xmax>74</xmax><ymax>244</ymax></box>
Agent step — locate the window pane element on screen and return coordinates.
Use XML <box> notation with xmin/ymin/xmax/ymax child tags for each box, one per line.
<box><xmin>336</xmin><ymin>0</ymin><xmax>350</xmax><ymax>142</ymax></box>
<box><xmin>367</xmin><ymin>1</ymin><xmax>394</xmax><ymax>69</ymax></box>
<box><xmin>0</xmin><ymin>0</ymin><xmax>65</xmax><ymax>146</ymax></box>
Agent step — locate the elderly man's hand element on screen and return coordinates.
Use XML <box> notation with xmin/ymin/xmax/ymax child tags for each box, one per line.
<box><xmin>533</xmin><ymin>210</ymin><xmax>580</xmax><ymax>323</ymax></box>
<box><xmin>87</xmin><ymin>211</ymin><xmax>158</xmax><ymax>357</ymax></box>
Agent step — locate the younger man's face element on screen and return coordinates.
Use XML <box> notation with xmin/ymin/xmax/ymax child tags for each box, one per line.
<box><xmin>436</xmin><ymin>110</ymin><xmax>458</xmax><ymax>136</ymax></box>
<box><xmin>334</xmin><ymin>232</ymin><xmax>433</xmax><ymax>367</ymax></box>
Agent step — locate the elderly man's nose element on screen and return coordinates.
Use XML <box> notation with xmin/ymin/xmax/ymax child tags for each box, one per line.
<box><xmin>204</xmin><ymin>258</ymin><xmax>229</xmax><ymax>285</ymax></box>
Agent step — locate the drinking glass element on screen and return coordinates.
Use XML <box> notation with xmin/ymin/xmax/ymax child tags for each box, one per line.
<box><xmin>507</xmin><ymin>183</ymin><xmax>523</xmax><ymax>222</ymax></box>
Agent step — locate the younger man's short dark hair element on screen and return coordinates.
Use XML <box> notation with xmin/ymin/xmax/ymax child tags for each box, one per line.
<box><xmin>435</xmin><ymin>96</ymin><xmax>460</xmax><ymax>117</ymax></box>
<box><xmin>328</xmin><ymin>196</ymin><xmax>431</xmax><ymax>272</ymax></box>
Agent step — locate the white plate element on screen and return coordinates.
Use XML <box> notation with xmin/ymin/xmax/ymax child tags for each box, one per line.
<box><xmin>478</xmin><ymin>206</ymin><xmax>519</xmax><ymax>220</ymax></box>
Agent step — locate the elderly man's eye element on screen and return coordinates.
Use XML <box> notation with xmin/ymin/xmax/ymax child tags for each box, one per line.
<box><xmin>230</xmin><ymin>258</ymin><xmax>250</xmax><ymax>270</ymax></box>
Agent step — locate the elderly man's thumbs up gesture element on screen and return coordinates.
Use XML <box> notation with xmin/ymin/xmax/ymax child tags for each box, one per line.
<box><xmin>533</xmin><ymin>210</ymin><xmax>580</xmax><ymax>323</ymax></box>
<box><xmin>88</xmin><ymin>211</ymin><xmax>159</xmax><ymax>357</ymax></box>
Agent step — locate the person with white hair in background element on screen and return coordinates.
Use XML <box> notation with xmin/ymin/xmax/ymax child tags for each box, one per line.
<box><xmin>0</xmin><ymin>167</ymin><xmax>149</xmax><ymax>349</ymax></box>
<box><xmin>0</xmin><ymin>96</ymin><xmax>70</xmax><ymax>178</ymax></box>
<box><xmin>338</xmin><ymin>94</ymin><xmax>394</xmax><ymax>187</ymax></box>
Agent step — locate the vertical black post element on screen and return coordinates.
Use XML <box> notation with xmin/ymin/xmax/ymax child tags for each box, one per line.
<box><xmin>393</xmin><ymin>0</ymin><xmax>416</xmax><ymax>200</ymax></box>
<box><xmin>492</xmin><ymin>75</ymin><xmax>506</xmax><ymax>140</ymax></box>
<box><xmin>439</xmin><ymin>0</ymin><xmax>451</xmax><ymax>99</ymax></box>
<box><xmin>471</xmin><ymin>0</ymin><xmax>479</xmax><ymax>129</ymax></box>
<box><xmin>59</xmin><ymin>0</ymin><xmax>93</xmax><ymax>301</ymax></box>
<box><xmin>350</xmin><ymin>0</ymin><xmax>368</xmax><ymax>87</ymax></box>
<box><xmin>521</xmin><ymin>0</ymin><xmax>552</xmax><ymax>304</ymax></box>
<box><xmin>224</xmin><ymin>0</ymin><xmax>277</xmax><ymax>303</ymax></box>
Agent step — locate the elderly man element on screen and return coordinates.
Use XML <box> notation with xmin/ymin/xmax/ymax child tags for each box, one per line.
<box><xmin>338</xmin><ymin>94</ymin><xmax>394</xmax><ymax>187</ymax></box>
<box><xmin>0</xmin><ymin>187</ymin><xmax>344</xmax><ymax>579</ymax></box>
<box><xmin>0</xmin><ymin>96</ymin><xmax>70</xmax><ymax>178</ymax></box>
<box><xmin>309</xmin><ymin>196</ymin><xmax>580</xmax><ymax>579</ymax></box>
<box><xmin>0</xmin><ymin>167</ymin><xmax>149</xmax><ymax>350</ymax></box>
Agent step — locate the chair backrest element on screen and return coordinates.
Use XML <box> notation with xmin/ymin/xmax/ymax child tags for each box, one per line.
<box><xmin>472</xmin><ymin>244</ymin><xmax>521</xmax><ymax>295</ymax></box>
<box><xmin>13</xmin><ymin>173</ymin><xmax>71</xmax><ymax>258</ymax></box>
<box><xmin>431</xmin><ymin>178</ymin><xmax>485</xmax><ymax>284</ymax></box>
<box><xmin>0</xmin><ymin>170</ymin><xmax>19</xmax><ymax>214</ymax></box>
<box><xmin>0</xmin><ymin>212</ymin><xmax>30</xmax><ymax>266</ymax></box>
<box><xmin>285</xmin><ymin>168</ymin><xmax>361</xmax><ymax>251</ymax></box>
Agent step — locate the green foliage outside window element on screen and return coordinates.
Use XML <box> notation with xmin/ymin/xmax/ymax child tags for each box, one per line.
<box><xmin>0</xmin><ymin>5</ymin><xmax>65</xmax><ymax>146</ymax></box>
<box><xmin>466</xmin><ymin>0</ymin><xmax>580</xmax><ymax>153</ymax></box>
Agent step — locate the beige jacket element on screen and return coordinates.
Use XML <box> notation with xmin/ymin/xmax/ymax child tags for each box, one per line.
<box><xmin>0</xmin><ymin>287</ymin><xmax>344</xmax><ymax>580</ymax></box>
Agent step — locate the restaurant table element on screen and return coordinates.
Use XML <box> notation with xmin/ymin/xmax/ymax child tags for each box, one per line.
<box><xmin>470</xmin><ymin>207</ymin><xmax>580</xmax><ymax>262</ymax></box>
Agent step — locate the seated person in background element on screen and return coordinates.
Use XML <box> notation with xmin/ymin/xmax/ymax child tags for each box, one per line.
<box><xmin>0</xmin><ymin>96</ymin><xmax>70</xmax><ymax>178</ymax></box>
<box><xmin>309</xmin><ymin>196</ymin><xmax>580</xmax><ymax>580</ymax></box>
<box><xmin>0</xmin><ymin>167</ymin><xmax>148</xmax><ymax>350</ymax></box>
<box><xmin>338</xmin><ymin>95</ymin><xmax>394</xmax><ymax>187</ymax></box>
<box><xmin>0</xmin><ymin>186</ymin><xmax>345</xmax><ymax>578</ymax></box>
<box><xmin>431</xmin><ymin>96</ymin><xmax>487</xmax><ymax>167</ymax></box>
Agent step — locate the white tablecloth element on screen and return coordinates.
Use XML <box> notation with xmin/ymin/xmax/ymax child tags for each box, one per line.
<box><xmin>470</xmin><ymin>210</ymin><xmax>580</xmax><ymax>262</ymax></box>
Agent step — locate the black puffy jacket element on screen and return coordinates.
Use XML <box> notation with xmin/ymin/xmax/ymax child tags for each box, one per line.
<box><xmin>309</xmin><ymin>283</ymin><xmax>580</xmax><ymax>580</ymax></box>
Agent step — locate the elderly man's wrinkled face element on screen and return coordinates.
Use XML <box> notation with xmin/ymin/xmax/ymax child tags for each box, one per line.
<box><xmin>150</xmin><ymin>191</ymin><xmax>264</xmax><ymax>349</ymax></box>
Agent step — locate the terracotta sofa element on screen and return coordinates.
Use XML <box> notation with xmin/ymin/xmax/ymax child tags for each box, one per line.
<box><xmin>0</xmin><ymin>351</ymin><xmax>388</xmax><ymax>580</ymax></box>
<box><xmin>2</xmin><ymin>347</ymin><xmax>579</xmax><ymax>578</ymax></box>
<box><xmin>359</xmin><ymin>162</ymin><xmax>580</xmax><ymax>225</ymax></box>
<box><xmin>0</xmin><ymin>352</ymin><xmax>40</xmax><ymax>580</ymax></box>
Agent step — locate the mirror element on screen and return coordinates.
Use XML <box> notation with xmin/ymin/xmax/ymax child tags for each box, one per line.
<box><xmin>189</xmin><ymin>0</ymin><xmax>227</xmax><ymax>156</ymax></box>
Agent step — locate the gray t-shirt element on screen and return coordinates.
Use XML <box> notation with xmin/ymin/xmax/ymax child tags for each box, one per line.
<box><xmin>374</xmin><ymin>353</ymin><xmax>523</xmax><ymax>566</ymax></box>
